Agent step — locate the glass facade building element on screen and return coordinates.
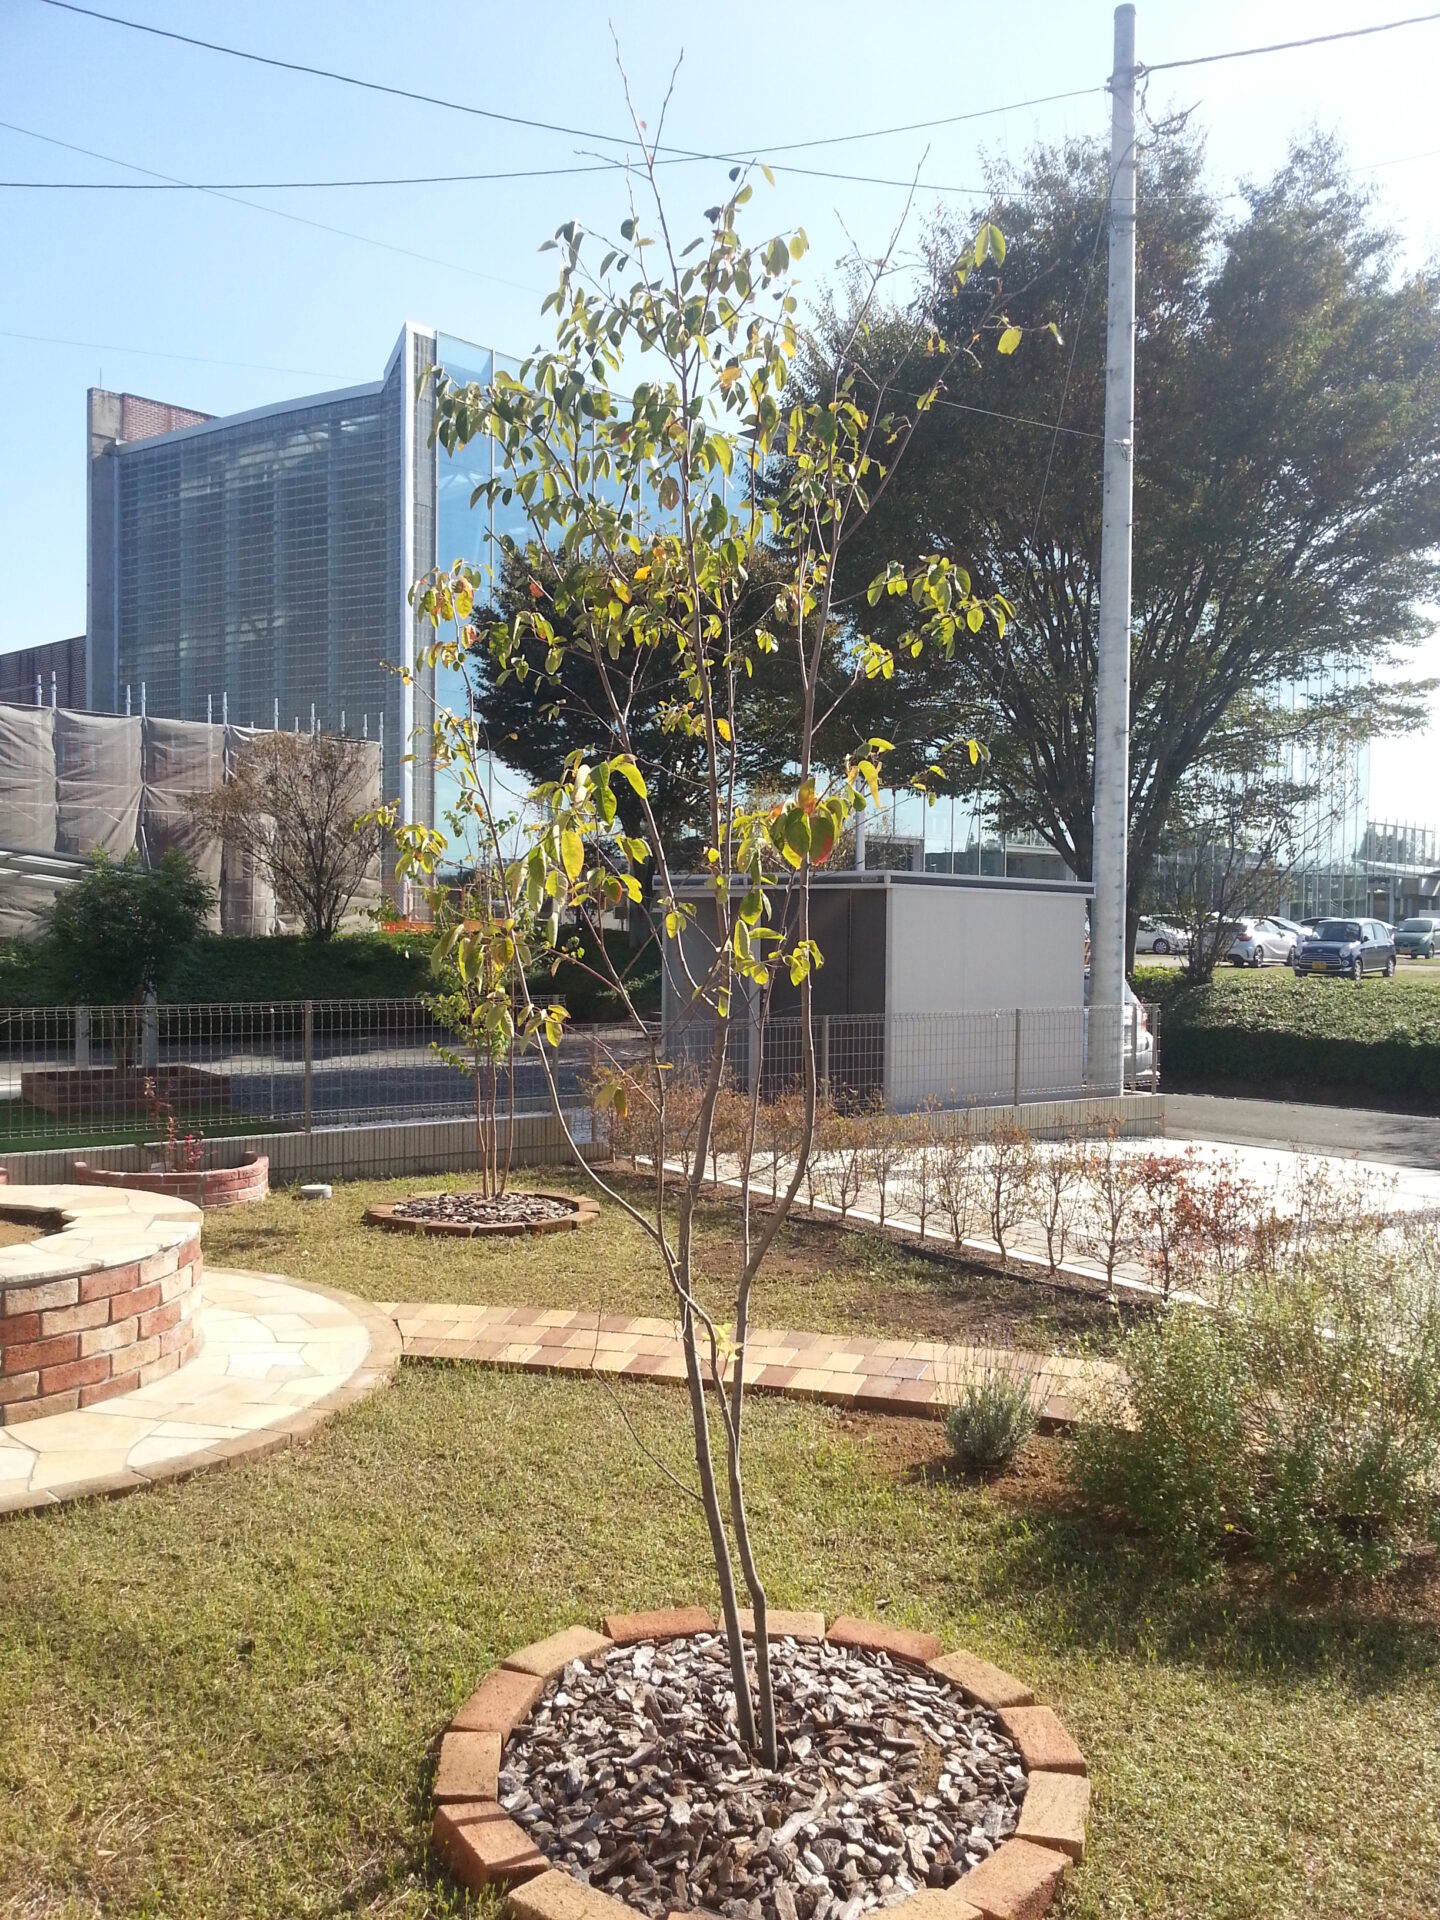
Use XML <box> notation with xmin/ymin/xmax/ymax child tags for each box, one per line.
<box><xmin>85</xmin><ymin>324</ymin><xmax>520</xmax><ymax>831</ymax></box>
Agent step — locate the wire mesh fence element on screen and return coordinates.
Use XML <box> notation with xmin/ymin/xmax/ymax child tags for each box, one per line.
<box><xmin>0</xmin><ymin>997</ymin><xmax>1159</xmax><ymax>1161</ymax></box>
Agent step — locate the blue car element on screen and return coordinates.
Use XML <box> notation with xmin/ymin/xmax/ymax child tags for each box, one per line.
<box><xmin>1293</xmin><ymin>918</ymin><xmax>1396</xmax><ymax>982</ymax></box>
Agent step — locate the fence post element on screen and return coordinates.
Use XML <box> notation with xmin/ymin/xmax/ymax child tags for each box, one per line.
<box><xmin>303</xmin><ymin>1000</ymin><xmax>314</xmax><ymax>1133</ymax></box>
<box><xmin>74</xmin><ymin>1005</ymin><xmax>90</xmax><ymax>1069</ymax></box>
<box><xmin>819</xmin><ymin>1014</ymin><xmax>831</xmax><ymax>1105</ymax></box>
<box><xmin>1013</xmin><ymin>1007</ymin><xmax>1022</xmax><ymax>1109</ymax></box>
<box><xmin>1130</xmin><ymin>997</ymin><xmax>1139</xmax><ymax>1093</ymax></box>
<box><xmin>142</xmin><ymin>991</ymin><xmax>159</xmax><ymax>1071</ymax></box>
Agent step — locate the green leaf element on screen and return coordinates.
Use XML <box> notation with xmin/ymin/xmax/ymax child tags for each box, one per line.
<box><xmin>998</xmin><ymin>326</ymin><xmax>1023</xmax><ymax>355</ymax></box>
<box><xmin>560</xmin><ymin>827</ymin><xmax>584</xmax><ymax>880</ymax></box>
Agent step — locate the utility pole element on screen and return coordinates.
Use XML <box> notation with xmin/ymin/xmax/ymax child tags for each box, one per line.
<box><xmin>1091</xmin><ymin>2</ymin><xmax>1138</xmax><ymax>1093</ymax></box>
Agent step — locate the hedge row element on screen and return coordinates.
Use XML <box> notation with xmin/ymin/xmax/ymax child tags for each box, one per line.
<box><xmin>1134</xmin><ymin>965</ymin><xmax>1440</xmax><ymax>1103</ymax></box>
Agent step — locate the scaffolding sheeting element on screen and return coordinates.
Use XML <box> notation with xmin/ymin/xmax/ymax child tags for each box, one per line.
<box><xmin>0</xmin><ymin>702</ymin><xmax>382</xmax><ymax>940</ymax></box>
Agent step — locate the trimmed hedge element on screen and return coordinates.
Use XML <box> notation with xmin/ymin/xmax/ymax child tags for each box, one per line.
<box><xmin>0</xmin><ymin>926</ymin><xmax>661</xmax><ymax>1021</ymax></box>
<box><xmin>1135</xmin><ymin>964</ymin><xmax>1440</xmax><ymax>1104</ymax></box>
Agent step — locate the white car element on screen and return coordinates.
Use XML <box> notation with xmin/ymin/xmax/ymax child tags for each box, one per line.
<box><xmin>1134</xmin><ymin>915</ymin><xmax>1186</xmax><ymax>956</ymax></box>
<box><xmin>1228</xmin><ymin>915</ymin><xmax>1301</xmax><ymax>967</ymax></box>
<box><xmin>1082</xmin><ymin>974</ymin><xmax>1158</xmax><ymax>1089</ymax></box>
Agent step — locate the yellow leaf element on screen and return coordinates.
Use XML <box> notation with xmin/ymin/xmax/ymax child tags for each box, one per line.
<box><xmin>560</xmin><ymin>828</ymin><xmax>584</xmax><ymax>880</ymax></box>
<box><xmin>716</xmin><ymin>717</ymin><xmax>732</xmax><ymax>743</ymax></box>
<box><xmin>998</xmin><ymin>326</ymin><xmax>1023</xmax><ymax>355</ymax></box>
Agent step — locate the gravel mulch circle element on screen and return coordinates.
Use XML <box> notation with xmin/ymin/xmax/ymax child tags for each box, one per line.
<box><xmin>499</xmin><ymin>1633</ymin><xmax>1026</xmax><ymax>1920</ymax></box>
<box><xmin>364</xmin><ymin>1190</ymin><xmax>597</xmax><ymax>1237</ymax></box>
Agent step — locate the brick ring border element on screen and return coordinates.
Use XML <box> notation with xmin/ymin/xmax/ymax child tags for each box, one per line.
<box><xmin>364</xmin><ymin>1194</ymin><xmax>601</xmax><ymax>1239</ymax></box>
<box><xmin>433</xmin><ymin>1612</ymin><xmax>1088</xmax><ymax>1920</ymax></box>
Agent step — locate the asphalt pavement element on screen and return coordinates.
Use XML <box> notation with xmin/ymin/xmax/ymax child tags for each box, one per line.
<box><xmin>1165</xmin><ymin>1092</ymin><xmax>1440</xmax><ymax>1172</ymax></box>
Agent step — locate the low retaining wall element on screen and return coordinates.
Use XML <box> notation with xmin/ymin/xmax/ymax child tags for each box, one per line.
<box><xmin>0</xmin><ymin>1095</ymin><xmax>1165</xmax><ymax>1194</ymax></box>
<box><xmin>0</xmin><ymin>1187</ymin><xmax>203</xmax><ymax>1425</ymax></box>
<box><xmin>71</xmin><ymin>1154</ymin><xmax>269</xmax><ymax>1210</ymax></box>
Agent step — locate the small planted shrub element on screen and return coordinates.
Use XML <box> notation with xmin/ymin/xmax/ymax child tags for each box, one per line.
<box><xmin>942</xmin><ymin>1337</ymin><xmax>1045</xmax><ymax>1469</ymax></box>
<box><xmin>1075</xmin><ymin>1198</ymin><xmax>1440</xmax><ymax>1577</ymax></box>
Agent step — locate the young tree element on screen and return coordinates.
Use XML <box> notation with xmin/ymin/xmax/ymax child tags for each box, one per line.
<box><xmin>47</xmin><ymin>850</ymin><xmax>212</xmax><ymax>1004</ymax></box>
<box><xmin>388</xmin><ymin>126</ymin><xmax>1021</xmax><ymax>1764</ymax></box>
<box><xmin>426</xmin><ymin>871</ymin><xmax>529</xmax><ymax>1196</ymax></box>
<box><xmin>192</xmin><ymin>731</ymin><xmax>381</xmax><ymax>940</ymax></box>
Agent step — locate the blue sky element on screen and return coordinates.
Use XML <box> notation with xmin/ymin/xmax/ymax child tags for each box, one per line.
<box><xmin>3</xmin><ymin>0</ymin><xmax>1438</xmax><ymax>825</ymax></box>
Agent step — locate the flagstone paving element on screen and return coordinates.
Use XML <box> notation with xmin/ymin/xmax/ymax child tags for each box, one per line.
<box><xmin>0</xmin><ymin>1269</ymin><xmax>399</xmax><ymax>1515</ymax></box>
<box><xmin>381</xmin><ymin>1301</ymin><xmax>1117</xmax><ymax>1426</ymax></box>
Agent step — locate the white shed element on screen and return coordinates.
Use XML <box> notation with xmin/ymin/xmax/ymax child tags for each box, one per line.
<box><xmin>662</xmin><ymin>871</ymin><xmax>1090</xmax><ymax>1111</ymax></box>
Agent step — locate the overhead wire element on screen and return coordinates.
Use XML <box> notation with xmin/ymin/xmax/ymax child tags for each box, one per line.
<box><xmin>0</xmin><ymin>120</ymin><xmax>547</xmax><ymax>293</ymax></box>
<box><xmin>1139</xmin><ymin>10</ymin><xmax>1440</xmax><ymax>74</ymax></box>
<box><xmin>0</xmin><ymin>326</ymin><xmax>346</xmax><ymax>377</ymax></box>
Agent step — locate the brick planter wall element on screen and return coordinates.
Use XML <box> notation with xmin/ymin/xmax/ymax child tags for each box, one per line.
<box><xmin>0</xmin><ymin>1189</ymin><xmax>204</xmax><ymax>1426</ymax></box>
<box><xmin>71</xmin><ymin>1155</ymin><xmax>269</xmax><ymax>1210</ymax></box>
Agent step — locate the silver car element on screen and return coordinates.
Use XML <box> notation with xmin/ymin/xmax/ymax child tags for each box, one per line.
<box><xmin>1134</xmin><ymin>915</ymin><xmax>1186</xmax><ymax>956</ymax></box>
<box><xmin>1228</xmin><ymin>915</ymin><xmax>1301</xmax><ymax>967</ymax></box>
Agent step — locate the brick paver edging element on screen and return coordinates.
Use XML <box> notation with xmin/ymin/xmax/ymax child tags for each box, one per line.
<box><xmin>387</xmin><ymin>1303</ymin><xmax>1119</xmax><ymax>1431</ymax></box>
<box><xmin>432</xmin><ymin>1613</ymin><xmax>1088</xmax><ymax>1920</ymax></box>
<box><xmin>72</xmin><ymin>1154</ymin><xmax>270</xmax><ymax>1210</ymax></box>
<box><xmin>365</xmin><ymin>1194</ymin><xmax>601</xmax><ymax>1239</ymax></box>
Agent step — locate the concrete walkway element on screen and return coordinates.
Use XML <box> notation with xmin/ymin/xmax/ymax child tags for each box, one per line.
<box><xmin>1167</xmin><ymin>1093</ymin><xmax>1440</xmax><ymax>1171</ymax></box>
<box><xmin>381</xmin><ymin>1301</ymin><xmax>1119</xmax><ymax>1428</ymax></box>
<box><xmin>0</xmin><ymin>1269</ymin><xmax>400</xmax><ymax>1515</ymax></box>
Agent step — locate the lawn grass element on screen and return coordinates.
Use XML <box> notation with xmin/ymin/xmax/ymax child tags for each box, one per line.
<box><xmin>204</xmin><ymin>1168</ymin><xmax>1129</xmax><ymax>1354</ymax></box>
<box><xmin>1135</xmin><ymin>960</ymin><xmax>1440</xmax><ymax>1104</ymax></box>
<box><xmin>1</xmin><ymin>1362</ymin><xmax>1436</xmax><ymax>1918</ymax></box>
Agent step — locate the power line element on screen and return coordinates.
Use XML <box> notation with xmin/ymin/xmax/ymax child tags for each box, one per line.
<box><xmin>37</xmin><ymin>0</ymin><xmax>641</xmax><ymax>150</ymax></box>
<box><xmin>0</xmin><ymin>327</ymin><xmax>346</xmax><ymax>379</ymax></box>
<box><xmin>0</xmin><ymin>121</ymin><xmax>546</xmax><ymax>293</ymax></box>
<box><xmin>34</xmin><ymin>0</ymin><xmax>1101</xmax><ymax>171</ymax></box>
<box><xmin>1141</xmin><ymin>10</ymin><xmax>1440</xmax><ymax>74</ymax></box>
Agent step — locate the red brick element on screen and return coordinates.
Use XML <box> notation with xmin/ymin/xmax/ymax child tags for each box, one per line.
<box><xmin>450</xmin><ymin>1667</ymin><xmax>544</xmax><ymax>1736</ymax></box>
<box><xmin>116</xmin><ymin>1281</ymin><xmax>162</xmax><ymax>1321</ymax></box>
<box><xmin>138</xmin><ymin>1245</ymin><xmax>179</xmax><ymax>1284</ymax></box>
<box><xmin>826</xmin><ymin>1615</ymin><xmax>942</xmax><ymax>1664</ymax></box>
<box><xmin>3</xmin><ymin>1278</ymin><xmax>79</xmax><ymax>1316</ymax></box>
<box><xmin>6</xmin><ymin>1388</ymin><xmax>79</xmax><ymax>1422</ymax></box>
<box><xmin>0</xmin><ymin>1313</ymin><xmax>40</xmax><ymax>1346</ymax></box>
<box><xmin>956</xmin><ymin>1838</ymin><xmax>1069</xmax><ymax>1920</ymax></box>
<box><xmin>110</xmin><ymin>1334</ymin><xmax>161</xmax><ymax>1378</ymax></box>
<box><xmin>79</xmin><ymin>1372</ymin><xmax>137</xmax><ymax>1408</ymax></box>
<box><xmin>38</xmin><ymin>1298</ymin><xmax>111</xmax><ymax>1336</ymax></box>
<box><xmin>3</xmin><ymin>1333</ymin><xmax>78</xmax><ymax>1376</ymax></box>
<box><xmin>735</xmin><ymin>1608</ymin><xmax>827</xmax><ymax>1641</ymax></box>
<box><xmin>139</xmin><ymin>1298</ymin><xmax>182</xmax><ymax>1339</ymax></box>
<box><xmin>39</xmin><ymin>1354</ymin><xmax>112</xmax><ymax>1396</ymax></box>
<box><xmin>79</xmin><ymin>1261</ymin><xmax>140</xmax><ymax>1303</ymax></box>
<box><xmin>80</xmin><ymin>1317</ymin><xmax>139</xmax><ymax>1358</ymax></box>
<box><xmin>434</xmin><ymin>1729</ymin><xmax>501</xmax><ymax>1802</ymax></box>
<box><xmin>515</xmin><ymin>1870</ymin><xmax>645</xmax><ymax>1920</ymax></box>
<box><xmin>0</xmin><ymin>1370</ymin><xmax>39</xmax><ymax>1406</ymax></box>
<box><xmin>432</xmin><ymin>1799</ymin><xmax>546</xmax><ymax>1888</ymax></box>
<box><xmin>601</xmin><ymin>1606</ymin><xmax>713</xmax><ymax>1644</ymax></box>
<box><xmin>995</xmin><ymin>1706</ymin><xmax>1087</xmax><ymax>1777</ymax></box>
<box><xmin>502</xmin><ymin>1626</ymin><xmax>613</xmax><ymax>1680</ymax></box>
<box><xmin>929</xmin><ymin>1650</ymin><xmax>1035</xmax><ymax>1710</ymax></box>
<box><xmin>136</xmin><ymin>1350</ymin><xmax>181</xmax><ymax>1387</ymax></box>
<box><xmin>1014</xmin><ymin>1771</ymin><xmax>1090</xmax><ymax>1863</ymax></box>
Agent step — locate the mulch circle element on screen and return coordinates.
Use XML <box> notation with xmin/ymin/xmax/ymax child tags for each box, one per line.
<box><xmin>501</xmin><ymin>1633</ymin><xmax>1022</xmax><ymax>1919</ymax></box>
<box><xmin>432</xmin><ymin>1616</ymin><xmax>1088</xmax><ymax>1920</ymax></box>
<box><xmin>363</xmin><ymin>1190</ymin><xmax>599</xmax><ymax>1238</ymax></box>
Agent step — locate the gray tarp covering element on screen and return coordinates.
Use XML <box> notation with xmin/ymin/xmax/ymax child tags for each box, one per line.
<box><xmin>0</xmin><ymin>702</ymin><xmax>384</xmax><ymax>940</ymax></box>
<box><xmin>0</xmin><ymin>705</ymin><xmax>58</xmax><ymax>855</ymax></box>
<box><xmin>142</xmin><ymin>718</ymin><xmax>225</xmax><ymax>929</ymax></box>
<box><xmin>55</xmin><ymin>709</ymin><xmax>142</xmax><ymax>859</ymax></box>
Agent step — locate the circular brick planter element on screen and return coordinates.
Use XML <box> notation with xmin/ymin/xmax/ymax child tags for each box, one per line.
<box><xmin>365</xmin><ymin>1192</ymin><xmax>599</xmax><ymax>1239</ymax></box>
<box><xmin>71</xmin><ymin>1154</ymin><xmax>269</xmax><ymax>1211</ymax></box>
<box><xmin>431</xmin><ymin>1612</ymin><xmax>1088</xmax><ymax>1920</ymax></box>
<box><xmin>0</xmin><ymin>1186</ymin><xmax>203</xmax><ymax>1426</ymax></box>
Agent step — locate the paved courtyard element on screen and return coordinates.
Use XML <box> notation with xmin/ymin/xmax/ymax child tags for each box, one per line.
<box><xmin>0</xmin><ymin>1269</ymin><xmax>398</xmax><ymax>1513</ymax></box>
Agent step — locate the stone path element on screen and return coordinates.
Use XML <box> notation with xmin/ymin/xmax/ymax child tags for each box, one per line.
<box><xmin>0</xmin><ymin>1269</ymin><xmax>400</xmax><ymax>1515</ymax></box>
<box><xmin>382</xmin><ymin>1302</ymin><xmax>1117</xmax><ymax>1427</ymax></box>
